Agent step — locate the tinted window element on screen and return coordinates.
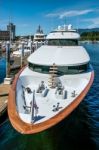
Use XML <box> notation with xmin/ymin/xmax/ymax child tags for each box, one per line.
<box><xmin>28</xmin><ymin>63</ymin><xmax>89</xmax><ymax>75</ymax></box>
<box><xmin>48</xmin><ymin>39</ymin><xmax>78</xmax><ymax>46</ymax></box>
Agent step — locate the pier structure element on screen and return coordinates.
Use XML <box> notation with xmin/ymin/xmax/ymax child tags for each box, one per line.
<box><xmin>0</xmin><ymin>84</ymin><xmax>10</xmax><ymax>117</ymax></box>
<box><xmin>4</xmin><ymin>41</ymin><xmax>12</xmax><ymax>84</ymax></box>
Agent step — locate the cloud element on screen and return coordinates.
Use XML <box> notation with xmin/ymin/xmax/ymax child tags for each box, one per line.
<box><xmin>83</xmin><ymin>18</ymin><xmax>99</xmax><ymax>28</ymax></box>
<box><xmin>59</xmin><ymin>9</ymin><xmax>94</xmax><ymax>19</ymax></box>
<box><xmin>46</xmin><ymin>12</ymin><xmax>60</xmax><ymax>18</ymax></box>
<box><xmin>46</xmin><ymin>9</ymin><xmax>94</xmax><ymax>19</ymax></box>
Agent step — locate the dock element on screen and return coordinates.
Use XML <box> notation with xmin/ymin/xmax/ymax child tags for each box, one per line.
<box><xmin>0</xmin><ymin>54</ymin><xmax>28</xmax><ymax>119</ymax></box>
<box><xmin>0</xmin><ymin>40</ymin><xmax>31</xmax><ymax>120</ymax></box>
<box><xmin>0</xmin><ymin>84</ymin><xmax>10</xmax><ymax>116</ymax></box>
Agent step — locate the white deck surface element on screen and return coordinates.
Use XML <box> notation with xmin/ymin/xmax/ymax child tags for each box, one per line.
<box><xmin>16</xmin><ymin>67</ymin><xmax>91</xmax><ymax>124</ymax></box>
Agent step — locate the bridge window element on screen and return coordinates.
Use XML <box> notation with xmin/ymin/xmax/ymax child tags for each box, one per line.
<box><xmin>28</xmin><ymin>63</ymin><xmax>89</xmax><ymax>75</ymax></box>
<box><xmin>47</xmin><ymin>39</ymin><xmax>78</xmax><ymax>46</ymax></box>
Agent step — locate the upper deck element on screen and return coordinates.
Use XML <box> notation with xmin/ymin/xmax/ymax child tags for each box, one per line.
<box><xmin>46</xmin><ymin>24</ymin><xmax>80</xmax><ymax>40</ymax></box>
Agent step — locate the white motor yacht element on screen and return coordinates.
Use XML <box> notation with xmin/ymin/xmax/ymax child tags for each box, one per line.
<box><xmin>8</xmin><ymin>24</ymin><xmax>94</xmax><ymax>134</ymax></box>
<box><xmin>33</xmin><ymin>25</ymin><xmax>46</xmax><ymax>48</ymax></box>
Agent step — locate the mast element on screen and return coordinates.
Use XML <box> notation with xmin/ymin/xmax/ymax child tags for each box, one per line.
<box><xmin>21</xmin><ymin>42</ymin><xmax>24</xmax><ymax>68</ymax></box>
<box><xmin>6</xmin><ymin>41</ymin><xmax>10</xmax><ymax>78</ymax></box>
<box><xmin>5</xmin><ymin>0</ymin><xmax>12</xmax><ymax>78</ymax></box>
<box><xmin>4</xmin><ymin>0</ymin><xmax>12</xmax><ymax>84</ymax></box>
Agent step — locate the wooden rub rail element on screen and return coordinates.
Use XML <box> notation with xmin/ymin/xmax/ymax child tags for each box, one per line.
<box><xmin>8</xmin><ymin>68</ymin><xmax>94</xmax><ymax>134</ymax></box>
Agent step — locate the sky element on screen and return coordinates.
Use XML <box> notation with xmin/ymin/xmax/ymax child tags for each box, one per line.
<box><xmin>0</xmin><ymin>0</ymin><xmax>99</xmax><ymax>35</ymax></box>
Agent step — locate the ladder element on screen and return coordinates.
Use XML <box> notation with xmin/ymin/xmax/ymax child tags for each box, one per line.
<box><xmin>48</xmin><ymin>63</ymin><xmax>58</xmax><ymax>88</ymax></box>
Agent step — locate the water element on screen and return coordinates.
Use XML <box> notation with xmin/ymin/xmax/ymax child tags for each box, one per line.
<box><xmin>0</xmin><ymin>43</ymin><xmax>99</xmax><ymax>150</ymax></box>
<box><xmin>0</xmin><ymin>57</ymin><xmax>6</xmax><ymax>83</ymax></box>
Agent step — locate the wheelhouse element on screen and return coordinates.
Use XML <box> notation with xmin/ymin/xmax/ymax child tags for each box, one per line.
<box><xmin>47</xmin><ymin>39</ymin><xmax>78</xmax><ymax>46</ymax></box>
<box><xmin>28</xmin><ymin>62</ymin><xmax>90</xmax><ymax>75</ymax></box>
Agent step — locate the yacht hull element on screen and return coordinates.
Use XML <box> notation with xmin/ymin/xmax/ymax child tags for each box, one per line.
<box><xmin>8</xmin><ymin>68</ymin><xmax>94</xmax><ymax>134</ymax></box>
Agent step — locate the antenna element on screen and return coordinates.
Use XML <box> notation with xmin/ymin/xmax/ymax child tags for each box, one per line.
<box><xmin>8</xmin><ymin>0</ymin><xmax>14</xmax><ymax>44</ymax></box>
<box><xmin>9</xmin><ymin>0</ymin><xmax>11</xmax><ymax>44</ymax></box>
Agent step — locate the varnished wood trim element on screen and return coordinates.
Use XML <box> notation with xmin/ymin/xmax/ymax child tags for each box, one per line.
<box><xmin>8</xmin><ymin>68</ymin><xmax>94</xmax><ymax>134</ymax></box>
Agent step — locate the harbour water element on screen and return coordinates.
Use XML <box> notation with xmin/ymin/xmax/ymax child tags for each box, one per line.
<box><xmin>0</xmin><ymin>57</ymin><xmax>6</xmax><ymax>83</ymax></box>
<box><xmin>0</xmin><ymin>43</ymin><xmax>99</xmax><ymax>150</ymax></box>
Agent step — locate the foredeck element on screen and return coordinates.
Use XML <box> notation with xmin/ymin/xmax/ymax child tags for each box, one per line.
<box><xmin>8</xmin><ymin>67</ymin><xmax>94</xmax><ymax>134</ymax></box>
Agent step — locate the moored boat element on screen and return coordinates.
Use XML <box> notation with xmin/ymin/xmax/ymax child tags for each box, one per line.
<box><xmin>8</xmin><ymin>24</ymin><xmax>94</xmax><ymax>134</ymax></box>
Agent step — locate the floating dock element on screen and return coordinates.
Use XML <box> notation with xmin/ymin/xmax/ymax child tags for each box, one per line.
<box><xmin>0</xmin><ymin>84</ymin><xmax>10</xmax><ymax>116</ymax></box>
<box><xmin>0</xmin><ymin>54</ymin><xmax>28</xmax><ymax>118</ymax></box>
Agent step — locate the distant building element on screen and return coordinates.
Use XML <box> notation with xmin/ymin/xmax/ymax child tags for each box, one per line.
<box><xmin>0</xmin><ymin>31</ymin><xmax>10</xmax><ymax>41</ymax></box>
<box><xmin>0</xmin><ymin>22</ymin><xmax>16</xmax><ymax>41</ymax></box>
<box><xmin>7</xmin><ymin>23</ymin><xmax>16</xmax><ymax>40</ymax></box>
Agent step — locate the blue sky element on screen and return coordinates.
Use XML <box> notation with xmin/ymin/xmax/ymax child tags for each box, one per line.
<box><xmin>0</xmin><ymin>0</ymin><xmax>99</xmax><ymax>35</ymax></box>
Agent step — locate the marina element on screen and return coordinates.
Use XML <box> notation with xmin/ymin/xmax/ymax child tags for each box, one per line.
<box><xmin>0</xmin><ymin>22</ymin><xmax>98</xmax><ymax>149</ymax></box>
<box><xmin>8</xmin><ymin>25</ymin><xmax>94</xmax><ymax>134</ymax></box>
<box><xmin>0</xmin><ymin>0</ymin><xmax>99</xmax><ymax>149</ymax></box>
<box><xmin>0</xmin><ymin>24</ymin><xmax>46</xmax><ymax>119</ymax></box>
<box><xmin>0</xmin><ymin>49</ymin><xmax>29</xmax><ymax>119</ymax></box>
<box><xmin>0</xmin><ymin>42</ymin><xmax>99</xmax><ymax>150</ymax></box>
